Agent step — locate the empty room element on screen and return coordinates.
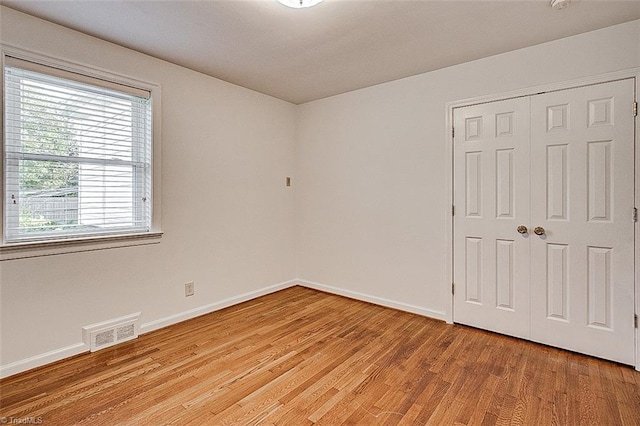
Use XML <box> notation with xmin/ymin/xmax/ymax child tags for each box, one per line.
<box><xmin>1</xmin><ymin>0</ymin><xmax>640</xmax><ymax>424</ymax></box>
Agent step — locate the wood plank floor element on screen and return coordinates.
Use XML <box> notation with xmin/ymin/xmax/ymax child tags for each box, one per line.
<box><xmin>1</xmin><ymin>286</ymin><xmax>639</xmax><ymax>425</ymax></box>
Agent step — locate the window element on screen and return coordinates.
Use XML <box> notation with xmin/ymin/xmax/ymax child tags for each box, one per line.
<box><xmin>3</xmin><ymin>55</ymin><xmax>156</xmax><ymax>246</ymax></box>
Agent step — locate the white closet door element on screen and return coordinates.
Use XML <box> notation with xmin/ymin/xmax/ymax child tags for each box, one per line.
<box><xmin>529</xmin><ymin>80</ymin><xmax>636</xmax><ymax>365</ymax></box>
<box><xmin>453</xmin><ymin>97</ymin><xmax>531</xmax><ymax>339</ymax></box>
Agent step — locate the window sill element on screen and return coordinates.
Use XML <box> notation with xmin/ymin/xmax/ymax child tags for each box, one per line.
<box><xmin>0</xmin><ymin>232</ymin><xmax>163</xmax><ymax>261</ymax></box>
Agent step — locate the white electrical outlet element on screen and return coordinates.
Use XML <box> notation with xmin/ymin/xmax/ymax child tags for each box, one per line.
<box><xmin>185</xmin><ymin>281</ymin><xmax>195</xmax><ymax>297</ymax></box>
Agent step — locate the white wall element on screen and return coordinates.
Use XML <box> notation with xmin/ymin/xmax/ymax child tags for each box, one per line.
<box><xmin>0</xmin><ymin>7</ymin><xmax>297</xmax><ymax>372</ymax></box>
<box><xmin>296</xmin><ymin>20</ymin><xmax>640</xmax><ymax>319</ymax></box>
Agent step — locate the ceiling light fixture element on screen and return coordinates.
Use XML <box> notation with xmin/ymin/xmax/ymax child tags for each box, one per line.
<box><xmin>550</xmin><ymin>0</ymin><xmax>572</xmax><ymax>10</ymax></box>
<box><xmin>277</xmin><ymin>0</ymin><xmax>324</xmax><ymax>9</ymax></box>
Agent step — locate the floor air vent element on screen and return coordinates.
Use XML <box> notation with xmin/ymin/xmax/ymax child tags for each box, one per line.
<box><xmin>83</xmin><ymin>312</ymin><xmax>141</xmax><ymax>352</ymax></box>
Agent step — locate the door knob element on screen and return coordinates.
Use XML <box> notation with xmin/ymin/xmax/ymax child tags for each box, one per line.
<box><xmin>533</xmin><ymin>226</ymin><xmax>545</xmax><ymax>236</ymax></box>
<box><xmin>517</xmin><ymin>225</ymin><xmax>528</xmax><ymax>234</ymax></box>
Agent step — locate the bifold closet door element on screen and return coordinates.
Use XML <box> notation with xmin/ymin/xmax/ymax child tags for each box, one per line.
<box><xmin>453</xmin><ymin>97</ymin><xmax>531</xmax><ymax>339</ymax></box>
<box><xmin>529</xmin><ymin>79</ymin><xmax>635</xmax><ymax>365</ymax></box>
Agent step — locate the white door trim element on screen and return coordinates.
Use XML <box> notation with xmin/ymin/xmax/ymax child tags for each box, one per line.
<box><xmin>444</xmin><ymin>68</ymin><xmax>640</xmax><ymax>370</ymax></box>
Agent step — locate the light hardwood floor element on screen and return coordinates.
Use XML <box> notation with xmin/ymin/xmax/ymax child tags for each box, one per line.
<box><xmin>1</xmin><ymin>286</ymin><xmax>639</xmax><ymax>425</ymax></box>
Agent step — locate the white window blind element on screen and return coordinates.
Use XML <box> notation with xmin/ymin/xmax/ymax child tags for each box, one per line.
<box><xmin>3</xmin><ymin>58</ymin><xmax>152</xmax><ymax>243</ymax></box>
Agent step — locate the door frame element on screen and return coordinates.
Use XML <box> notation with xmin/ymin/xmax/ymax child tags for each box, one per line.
<box><xmin>444</xmin><ymin>68</ymin><xmax>640</xmax><ymax>371</ymax></box>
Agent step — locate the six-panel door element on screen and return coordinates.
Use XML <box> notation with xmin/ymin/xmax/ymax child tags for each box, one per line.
<box><xmin>453</xmin><ymin>79</ymin><xmax>635</xmax><ymax>364</ymax></box>
<box><xmin>453</xmin><ymin>97</ymin><xmax>531</xmax><ymax>339</ymax></box>
<box><xmin>529</xmin><ymin>80</ymin><xmax>635</xmax><ymax>365</ymax></box>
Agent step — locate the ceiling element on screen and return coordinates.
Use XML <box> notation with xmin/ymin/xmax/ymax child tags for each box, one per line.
<box><xmin>2</xmin><ymin>0</ymin><xmax>640</xmax><ymax>104</ymax></box>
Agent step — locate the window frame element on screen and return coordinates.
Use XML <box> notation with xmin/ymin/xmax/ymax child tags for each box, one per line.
<box><xmin>0</xmin><ymin>46</ymin><xmax>162</xmax><ymax>260</ymax></box>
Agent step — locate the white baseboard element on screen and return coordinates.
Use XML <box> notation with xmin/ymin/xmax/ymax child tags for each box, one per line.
<box><xmin>0</xmin><ymin>279</ymin><xmax>298</xmax><ymax>379</ymax></box>
<box><xmin>0</xmin><ymin>342</ymin><xmax>89</xmax><ymax>379</ymax></box>
<box><xmin>0</xmin><ymin>278</ymin><xmax>446</xmax><ymax>379</ymax></box>
<box><xmin>139</xmin><ymin>279</ymin><xmax>298</xmax><ymax>334</ymax></box>
<box><xmin>298</xmin><ymin>279</ymin><xmax>447</xmax><ymax>322</ymax></box>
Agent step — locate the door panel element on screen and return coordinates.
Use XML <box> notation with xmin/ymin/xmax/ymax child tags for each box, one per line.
<box><xmin>529</xmin><ymin>80</ymin><xmax>635</xmax><ymax>364</ymax></box>
<box><xmin>453</xmin><ymin>97</ymin><xmax>531</xmax><ymax>339</ymax></box>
